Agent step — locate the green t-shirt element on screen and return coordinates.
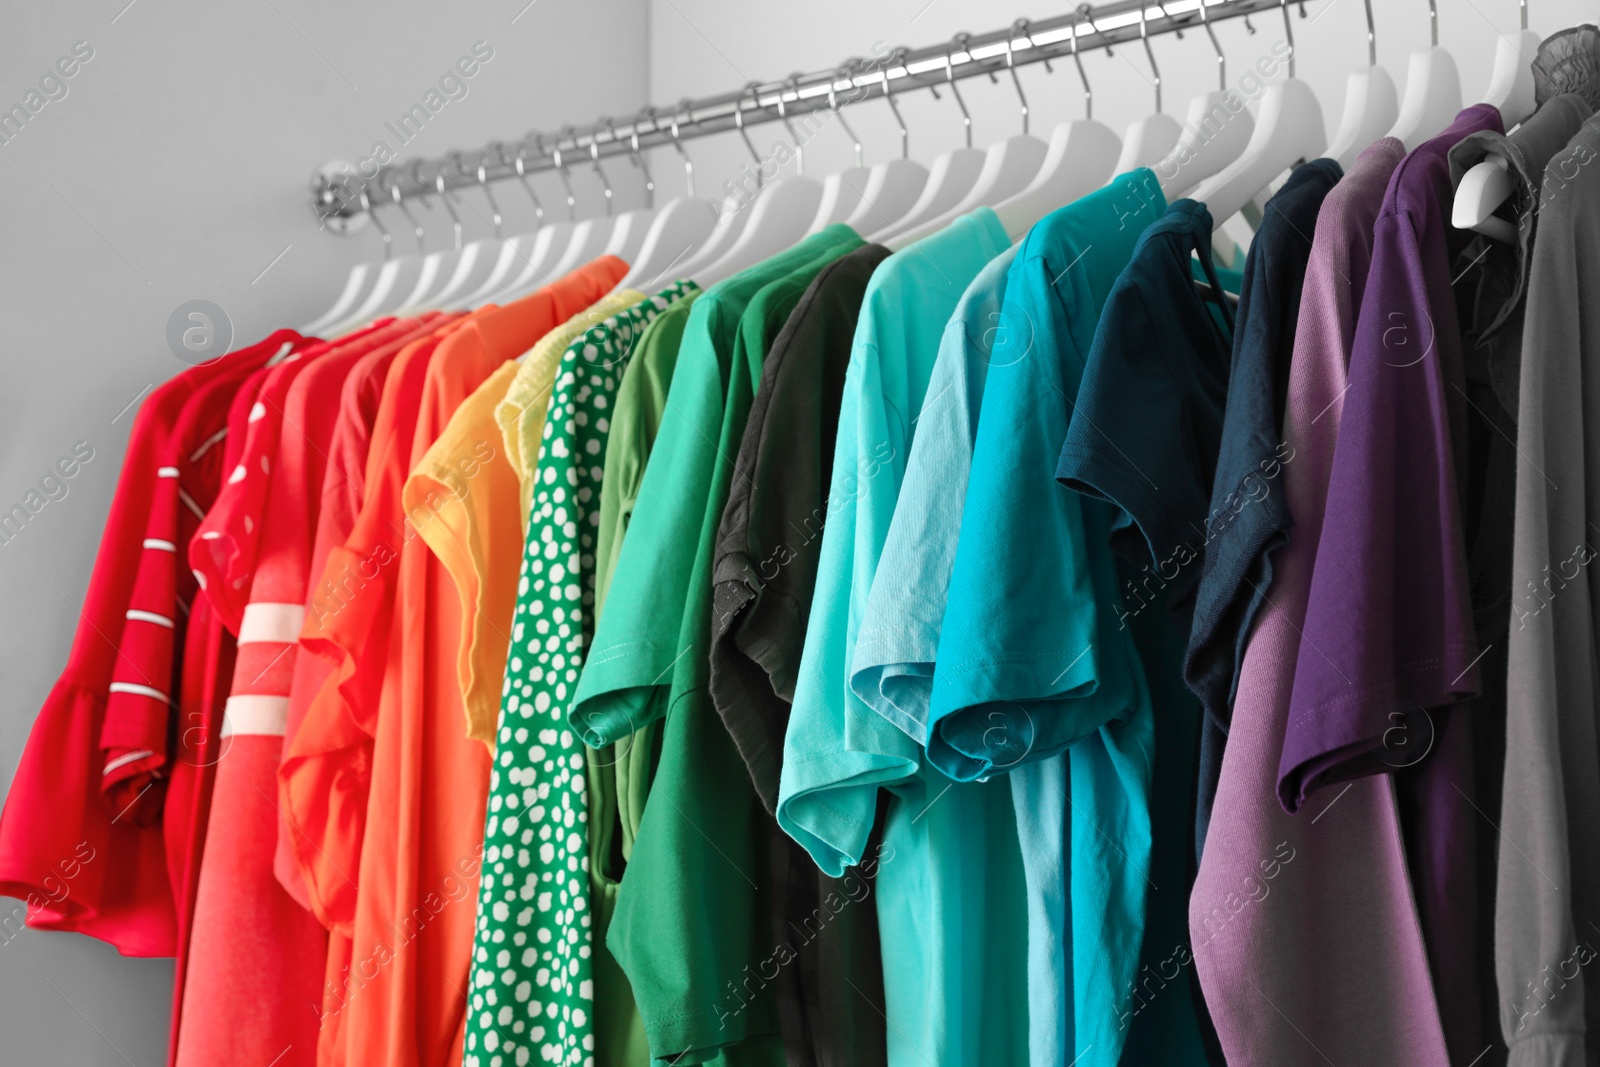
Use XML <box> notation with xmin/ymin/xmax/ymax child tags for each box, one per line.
<box><xmin>463</xmin><ymin>281</ymin><xmax>696</xmax><ymax>1067</ymax></box>
<box><xmin>588</xmin><ymin>286</ymin><xmax>700</xmax><ymax>1067</ymax></box>
<box><xmin>586</xmin><ymin>224</ymin><xmax>863</xmax><ymax>1065</ymax></box>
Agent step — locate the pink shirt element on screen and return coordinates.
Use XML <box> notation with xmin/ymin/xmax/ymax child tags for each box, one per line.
<box><xmin>1189</xmin><ymin>139</ymin><xmax>1451</xmax><ymax>1066</ymax></box>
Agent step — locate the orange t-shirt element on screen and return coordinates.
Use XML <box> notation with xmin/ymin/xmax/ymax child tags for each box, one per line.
<box><xmin>299</xmin><ymin>256</ymin><xmax>626</xmax><ymax>1067</ymax></box>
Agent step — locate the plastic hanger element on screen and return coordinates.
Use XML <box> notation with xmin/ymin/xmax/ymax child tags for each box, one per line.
<box><xmin>599</xmin><ymin>115</ymin><xmax>657</xmax><ymax>264</ymax></box>
<box><xmin>1387</xmin><ymin>0</ymin><xmax>1462</xmax><ymax>150</ymax></box>
<box><xmin>1153</xmin><ymin>3</ymin><xmax>1256</xmax><ymax>200</ymax></box>
<box><xmin>806</xmin><ymin>69</ymin><xmax>874</xmax><ymax>232</ymax></box>
<box><xmin>483</xmin><ymin>134</ymin><xmax>584</xmax><ymax>303</ymax></box>
<box><xmin>841</xmin><ymin>48</ymin><xmax>930</xmax><ymax>233</ymax></box>
<box><xmin>865</xmin><ymin>40</ymin><xmax>991</xmax><ymax>241</ymax></box>
<box><xmin>618</xmin><ymin>102</ymin><xmax>717</xmax><ymax>291</ymax></box>
<box><xmin>993</xmin><ymin>17</ymin><xmax>1123</xmax><ymax>240</ymax></box>
<box><xmin>1453</xmin><ymin>0</ymin><xmax>1541</xmax><ymax>243</ymax></box>
<box><xmin>456</xmin><ymin>141</ymin><xmax>550</xmax><ymax>308</ymax></box>
<box><xmin>393</xmin><ymin>164</ymin><xmax>477</xmax><ymax>313</ymax></box>
<box><xmin>1325</xmin><ymin>0</ymin><xmax>1401</xmax><ymax>169</ymax></box>
<box><xmin>654</xmin><ymin>89</ymin><xmax>770</xmax><ymax>286</ymax></box>
<box><xmin>693</xmin><ymin>80</ymin><xmax>824</xmax><ymax>286</ymax></box>
<box><xmin>507</xmin><ymin>126</ymin><xmax>618</xmax><ymax>296</ymax></box>
<box><xmin>409</xmin><ymin>153</ymin><xmax>508</xmax><ymax>310</ymax></box>
<box><xmin>882</xmin><ymin>31</ymin><xmax>1047</xmax><ymax>249</ymax></box>
<box><xmin>1188</xmin><ymin>0</ymin><xmax>1327</xmax><ymax>223</ymax></box>
<box><xmin>302</xmin><ymin>187</ymin><xmax>388</xmax><ymax>335</ymax></box>
<box><xmin>1113</xmin><ymin>5</ymin><xmax>1184</xmax><ymax>173</ymax></box>
<box><xmin>325</xmin><ymin>179</ymin><xmax>429</xmax><ymax>334</ymax></box>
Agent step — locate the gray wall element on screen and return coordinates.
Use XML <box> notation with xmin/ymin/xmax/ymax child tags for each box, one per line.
<box><xmin>0</xmin><ymin>1</ymin><xmax>648</xmax><ymax>1062</ymax></box>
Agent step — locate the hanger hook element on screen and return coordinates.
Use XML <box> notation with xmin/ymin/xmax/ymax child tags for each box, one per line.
<box><xmin>387</xmin><ymin>173</ymin><xmax>425</xmax><ymax>252</ymax></box>
<box><xmin>1139</xmin><ymin>4</ymin><xmax>1162</xmax><ymax>114</ymax></box>
<box><xmin>1198</xmin><ymin>0</ymin><xmax>1226</xmax><ymax>90</ymax></box>
<box><xmin>1155</xmin><ymin>2</ymin><xmax>1184</xmax><ymax>39</ymax></box>
<box><xmin>360</xmin><ymin>189</ymin><xmax>393</xmax><ymax>260</ymax></box>
<box><xmin>432</xmin><ymin>165</ymin><xmax>463</xmax><ymax>252</ymax></box>
<box><xmin>512</xmin><ymin>137</ymin><xmax>546</xmax><ymax>228</ymax></box>
<box><xmin>881</xmin><ymin>46</ymin><xmax>911</xmax><ymax>160</ymax></box>
<box><xmin>780</xmin><ymin>73</ymin><xmax>805</xmax><ymax>177</ymax></box>
<box><xmin>553</xmin><ymin>125</ymin><xmax>579</xmax><ymax>221</ymax></box>
<box><xmin>944</xmin><ymin>35</ymin><xmax>973</xmax><ymax>149</ymax></box>
<box><xmin>624</xmin><ymin>110</ymin><xmax>655</xmax><ymax>209</ymax></box>
<box><xmin>1002</xmin><ymin>23</ymin><xmax>1029</xmax><ymax>135</ymax></box>
<box><xmin>1014</xmin><ymin>18</ymin><xmax>1052</xmax><ymax>75</ymax></box>
<box><xmin>1070</xmin><ymin>7</ymin><xmax>1094</xmax><ymax>120</ymax></box>
<box><xmin>1429</xmin><ymin>0</ymin><xmax>1438</xmax><ymax>48</ymax></box>
<box><xmin>829</xmin><ymin>63</ymin><xmax>864</xmax><ymax>169</ymax></box>
<box><xmin>473</xmin><ymin>155</ymin><xmax>503</xmax><ymax>230</ymax></box>
<box><xmin>589</xmin><ymin>117</ymin><xmax>615</xmax><ymax>217</ymax></box>
<box><xmin>1520</xmin><ymin>0</ymin><xmax>1528</xmax><ymax>32</ymax></box>
<box><xmin>734</xmin><ymin>81</ymin><xmax>765</xmax><ymax>186</ymax></box>
<box><xmin>671</xmin><ymin>97</ymin><xmax>695</xmax><ymax>198</ymax></box>
<box><xmin>1280</xmin><ymin>0</ymin><xmax>1296</xmax><ymax>77</ymax></box>
<box><xmin>1360</xmin><ymin>0</ymin><xmax>1376</xmax><ymax>65</ymax></box>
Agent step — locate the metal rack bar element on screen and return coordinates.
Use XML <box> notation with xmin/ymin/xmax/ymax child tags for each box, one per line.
<box><xmin>311</xmin><ymin>0</ymin><xmax>1310</xmax><ymax>223</ymax></box>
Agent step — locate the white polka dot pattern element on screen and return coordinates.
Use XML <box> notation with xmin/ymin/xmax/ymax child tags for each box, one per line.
<box><xmin>464</xmin><ymin>282</ymin><xmax>695</xmax><ymax>1067</ymax></box>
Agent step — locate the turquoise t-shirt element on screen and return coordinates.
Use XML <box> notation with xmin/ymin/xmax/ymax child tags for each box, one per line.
<box><xmin>928</xmin><ymin>171</ymin><xmax>1182</xmax><ymax>1067</ymax></box>
<box><xmin>849</xmin><ymin>243</ymin><xmax>1020</xmax><ymax>741</ymax></box>
<box><xmin>777</xmin><ymin>208</ymin><xmax>1029</xmax><ymax>1067</ymax></box>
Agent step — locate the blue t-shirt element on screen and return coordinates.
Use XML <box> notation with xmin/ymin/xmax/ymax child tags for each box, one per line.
<box><xmin>928</xmin><ymin>170</ymin><xmax>1178</xmax><ymax>1067</ymax></box>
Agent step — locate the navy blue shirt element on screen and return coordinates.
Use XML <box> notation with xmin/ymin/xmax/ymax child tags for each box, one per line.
<box><xmin>1185</xmin><ymin>159</ymin><xmax>1342</xmax><ymax>860</ymax></box>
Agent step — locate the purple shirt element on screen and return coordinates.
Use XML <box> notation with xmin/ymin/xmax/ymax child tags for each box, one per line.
<box><xmin>1282</xmin><ymin>104</ymin><xmax>1504</xmax><ymax>1064</ymax></box>
<box><xmin>1192</xmin><ymin>138</ymin><xmax>1451</xmax><ymax>1067</ymax></box>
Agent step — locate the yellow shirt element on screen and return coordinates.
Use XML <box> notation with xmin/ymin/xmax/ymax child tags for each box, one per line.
<box><xmin>495</xmin><ymin>289</ymin><xmax>648</xmax><ymax>524</ymax></box>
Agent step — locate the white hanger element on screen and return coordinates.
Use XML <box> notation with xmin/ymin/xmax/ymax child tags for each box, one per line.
<box><xmin>302</xmin><ymin>186</ymin><xmax>385</xmax><ymax>335</ymax></box>
<box><xmin>1326</xmin><ymin>0</ymin><xmax>1401</xmax><ymax>170</ymax></box>
<box><xmin>883</xmin><ymin>32</ymin><xmax>1047</xmax><ymax>249</ymax></box>
<box><xmin>481</xmin><ymin>134</ymin><xmax>591</xmax><ymax>303</ymax></box>
<box><xmin>1188</xmin><ymin>0</ymin><xmax>1327</xmax><ymax>223</ymax></box>
<box><xmin>806</xmin><ymin>69</ymin><xmax>874</xmax><ymax>233</ymax></box>
<box><xmin>1152</xmin><ymin>3</ymin><xmax>1257</xmax><ymax>201</ymax></box>
<box><xmin>866</xmin><ymin>41</ymin><xmax>992</xmax><ymax>241</ymax></box>
<box><xmin>455</xmin><ymin>142</ymin><xmax>551</xmax><ymax>308</ymax></box>
<box><xmin>693</xmin><ymin>81</ymin><xmax>824</xmax><ymax>287</ymax></box>
<box><xmin>1453</xmin><ymin>1</ymin><xmax>1541</xmax><ymax>244</ymax></box>
<box><xmin>841</xmin><ymin>49</ymin><xmax>930</xmax><ymax>233</ymax></box>
<box><xmin>1113</xmin><ymin>5</ymin><xmax>1184</xmax><ymax>174</ymax></box>
<box><xmin>652</xmin><ymin>90</ymin><xmax>774</xmax><ymax>287</ymax></box>
<box><xmin>618</xmin><ymin>103</ymin><xmax>718</xmax><ymax>291</ymax></box>
<box><xmin>587</xmin><ymin>116</ymin><xmax>656</xmax><ymax>267</ymax></box>
<box><xmin>1387</xmin><ymin>0</ymin><xmax>1463</xmax><ymax>150</ymax></box>
<box><xmin>993</xmin><ymin>17</ymin><xmax>1123</xmax><ymax>240</ymax></box>
<box><xmin>392</xmin><ymin>165</ymin><xmax>474</xmax><ymax>314</ymax></box>
<box><xmin>325</xmin><ymin>181</ymin><xmax>430</xmax><ymax>335</ymax></box>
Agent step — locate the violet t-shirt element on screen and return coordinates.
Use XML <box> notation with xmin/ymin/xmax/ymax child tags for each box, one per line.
<box><xmin>1192</xmin><ymin>137</ymin><xmax>1453</xmax><ymax>1067</ymax></box>
<box><xmin>1282</xmin><ymin>103</ymin><xmax>1504</xmax><ymax>1066</ymax></box>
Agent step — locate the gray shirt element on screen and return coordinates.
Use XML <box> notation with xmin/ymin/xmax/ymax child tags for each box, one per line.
<box><xmin>1500</xmin><ymin>111</ymin><xmax>1600</xmax><ymax>1065</ymax></box>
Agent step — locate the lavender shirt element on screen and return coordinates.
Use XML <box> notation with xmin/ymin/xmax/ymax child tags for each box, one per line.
<box><xmin>1192</xmin><ymin>138</ymin><xmax>1451</xmax><ymax>1067</ymax></box>
<box><xmin>1282</xmin><ymin>105</ymin><xmax>1504</xmax><ymax>1063</ymax></box>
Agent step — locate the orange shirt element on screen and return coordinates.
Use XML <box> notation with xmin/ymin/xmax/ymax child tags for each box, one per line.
<box><xmin>292</xmin><ymin>257</ymin><xmax>625</xmax><ymax>1067</ymax></box>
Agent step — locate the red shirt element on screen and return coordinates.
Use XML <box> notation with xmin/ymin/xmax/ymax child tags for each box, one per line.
<box><xmin>0</xmin><ymin>329</ymin><xmax>308</xmax><ymax>956</ymax></box>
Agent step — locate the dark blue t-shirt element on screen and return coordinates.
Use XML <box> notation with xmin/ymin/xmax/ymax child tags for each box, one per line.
<box><xmin>1184</xmin><ymin>159</ymin><xmax>1342</xmax><ymax>859</ymax></box>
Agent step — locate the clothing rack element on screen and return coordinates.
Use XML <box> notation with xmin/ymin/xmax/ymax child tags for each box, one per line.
<box><xmin>310</xmin><ymin>0</ymin><xmax>1316</xmax><ymax>224</ymax></box>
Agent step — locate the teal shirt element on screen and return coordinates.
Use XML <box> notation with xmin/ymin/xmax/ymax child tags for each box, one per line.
<box><xmin>929</xmin><ymin>171</ymin><xmax>1201</xmax><ymax>1067</ymax></box>
<box><xmin>778</xmin><ymin>209</ymin><xmax>1029</xmax><ymax>1067</ymax></box>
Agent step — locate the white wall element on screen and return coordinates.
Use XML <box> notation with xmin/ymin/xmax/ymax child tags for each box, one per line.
<box><xmin>0</xmin><ymin>1</ymin><xmax>648</xmax><ymax>1062</ymax></box>
<box><xmin>646</xmin><ymin>0</ymin><xmax>1598</xmax><ymax>234</ymax></box>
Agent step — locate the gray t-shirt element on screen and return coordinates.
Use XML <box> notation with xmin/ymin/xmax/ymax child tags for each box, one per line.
<box><xmin>1499</xmin><ymin>111</ymin><xmax>1600</xmax><ymax>1064</ymax></box>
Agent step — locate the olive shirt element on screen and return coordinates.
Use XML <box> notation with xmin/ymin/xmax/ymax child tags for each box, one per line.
<box><xmin>588</xmin><ymin>224</ymin><xmax>863</xmax><ymax>1065</ymax></box>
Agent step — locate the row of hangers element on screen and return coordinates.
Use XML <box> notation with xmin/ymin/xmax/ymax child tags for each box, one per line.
<box><xmin>304</xmin><ymin>0</ymin><xmax>1547</xmax><ymax>337</ymax></box>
